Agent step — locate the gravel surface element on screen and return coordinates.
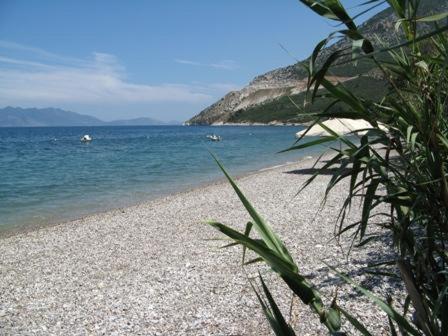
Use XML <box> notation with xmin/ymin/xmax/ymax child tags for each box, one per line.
<box><xmin>0</xmin><ymin>155</ymin><xmax>403</xmax><ymax>335</ymax></box>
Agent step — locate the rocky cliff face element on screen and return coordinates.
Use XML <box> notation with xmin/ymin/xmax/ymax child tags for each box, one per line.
<box><xmin>186</xmin><ymin>71</ymin><xmax>308</xmax><ymax>125</ymax></box>
<box><xmin>186</xmin><ymin>1</ymin><xmax>447</xmax><ymax>125</ymax></box>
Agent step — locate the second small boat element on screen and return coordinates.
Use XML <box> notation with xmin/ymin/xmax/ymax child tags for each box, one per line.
<box><xmin>206</xmin><ymin>134</ymin><xmax>221</xmax><ymax>142</ymax></box>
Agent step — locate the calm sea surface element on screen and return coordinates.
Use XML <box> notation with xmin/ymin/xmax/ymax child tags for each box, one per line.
<box><xmin>0</xmin><ymin>125</ymin><xmax>326</xmax><ymax>233</ymax></box>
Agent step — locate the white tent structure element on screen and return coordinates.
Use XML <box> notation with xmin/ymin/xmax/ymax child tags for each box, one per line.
<box><xmin>295</xmin><ymin>118</ymin><xmax>386</xmax><ymax>138</ymax></box>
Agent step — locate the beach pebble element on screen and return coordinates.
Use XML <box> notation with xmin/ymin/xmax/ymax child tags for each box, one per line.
<box><xmin>0</xmin><ymin>156</ymin><xmax>402</xmax><ymax>335</ymax></box>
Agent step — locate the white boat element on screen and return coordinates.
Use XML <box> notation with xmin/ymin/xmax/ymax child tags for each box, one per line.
<box><xmin>206</xmin><ymin>134</ymin><xmax>221</xmax><ymax>141</ymax></box>
<box><xmin>80</xmin><ymin>134</ymin><xmax>92</xmax><ymax>142</ymax></box>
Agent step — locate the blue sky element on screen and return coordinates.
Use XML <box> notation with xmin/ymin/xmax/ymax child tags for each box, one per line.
<box><xmin>0</xmin><ymin>0</ymin><xmax>386</xmax><ymax>122</ymax></box>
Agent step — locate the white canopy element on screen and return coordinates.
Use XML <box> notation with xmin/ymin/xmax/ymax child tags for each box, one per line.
<box><xmin>296</xmin><ymin>118</ymin><xmax>385</xmax><ymax>138</ymax></box>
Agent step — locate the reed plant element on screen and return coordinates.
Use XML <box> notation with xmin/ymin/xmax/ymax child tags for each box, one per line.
<box><xmin>208</xmin><ymin>1</ymin><xmax>448</xmax><ymax>334</ymax></box>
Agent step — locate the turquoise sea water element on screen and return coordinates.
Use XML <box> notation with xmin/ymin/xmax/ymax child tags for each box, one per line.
<box><xmin>0</xmin><ymin>125</ymin><xmax>326</xmax><ymax>233</ymax></box>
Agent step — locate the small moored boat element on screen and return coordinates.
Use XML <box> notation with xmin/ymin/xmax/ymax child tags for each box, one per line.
<box><xmin>80</xmin><ymin>134</ymin><xmax>92</xmax><ymax>142</ymax></box>
<box><xmin>206</xmin><ymin>134</ymin><xmax>221</xmax><ymax>141</ymax></box>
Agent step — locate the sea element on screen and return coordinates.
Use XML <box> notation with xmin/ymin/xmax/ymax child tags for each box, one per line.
<box><xmin>0</xmin><ymin>125</ymin><xmax>328</xmax><ymax>234</ymax></box>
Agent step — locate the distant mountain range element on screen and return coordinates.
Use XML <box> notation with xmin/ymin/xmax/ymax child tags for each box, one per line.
<box><xmin>0</xmin><ymin>107</ymin><xmax>179</xmax><ymax>127</ymax></box>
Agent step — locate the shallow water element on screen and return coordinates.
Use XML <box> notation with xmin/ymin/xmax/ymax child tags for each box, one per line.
<box><xmin>0</xmin><ymin>125</ymin><xmax>327</xmax><ymax>233</ymax></box>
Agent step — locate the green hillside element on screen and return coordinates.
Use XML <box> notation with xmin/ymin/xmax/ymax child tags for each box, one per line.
<box><xmin>187</xmin><ymin>0</ymin><xmax>448</xmax><ymax>125</ymax></box>
<box><xmin>228</xmin><ymin>76</ymin><xmax>388</xmax><ymax>124</ymax></box>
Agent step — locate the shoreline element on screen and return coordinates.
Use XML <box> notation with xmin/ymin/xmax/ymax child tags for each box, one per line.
<box><xmin>184</xmin><ymin>122</ymin><xmax>307</xmax><ymax>126</ymax></box>
<box><xmin>0</xmin><ymin>152</ymin><xmax>398</xmax><ymax>335</ymax></box>
<box><xmin>0</xmin><ymin>155</ymin><xmax>314</xmax><ymax>240</ymax></box>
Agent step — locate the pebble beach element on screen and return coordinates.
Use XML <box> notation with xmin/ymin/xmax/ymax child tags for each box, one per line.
<box><xmin>0</xmin><ymin>155</ymin><xmax>401</xmax><ymax>335</ymax></box>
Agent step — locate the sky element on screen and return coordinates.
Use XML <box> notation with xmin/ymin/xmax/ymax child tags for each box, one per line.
<box><xmin>0</xmin><ymin>0</ymin><xmax>386</xmax><ymax>122</ymax></box>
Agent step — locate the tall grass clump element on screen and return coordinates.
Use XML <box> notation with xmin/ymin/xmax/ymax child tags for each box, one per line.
<box><xmin>208</xmin><ymin>0</ymin><xmax>448</xmax><ymax>334</ymax></box>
